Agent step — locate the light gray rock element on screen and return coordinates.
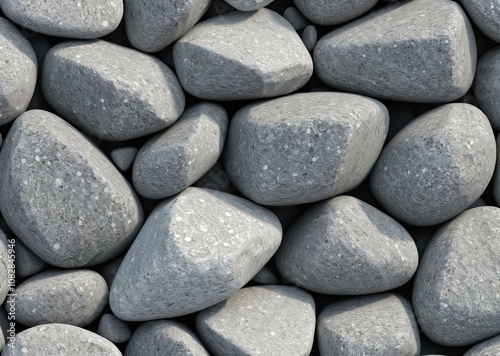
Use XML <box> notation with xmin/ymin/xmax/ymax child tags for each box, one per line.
<box><xmin>2</xmin><ymin>324</ymin><xmax>122</xmax><ymax>356</ymax></box>
<box><xmin>126</xmin><ymin>320</ymin><xmax>209</xmax><ymax>356</ymax></box>
<box><xmin>133</xmin><ymin>102</ymin><xmax>228</xmax><ymax>199</ymax></box>
<box><xmin>223</xmin><ymin>0</ymin><xmax>274</xmax><ymax>11</ymax></box>
<box><xmin>193</xmin><ymin>161</ymin><xmax>238</xmax><ymax>195</ymax></box>
<box><xmin>0</xmin><ymin>110</ymin><xmax>143</xmax><ymax>268</ymax></box>
<box><xmin>473</xmin><ymin>47</ymin><xmax>500</xmax><ymax>131</ymax></box>
<box><xmin>465</xmin><ymin>334</ymin><xmax>500</xmax><ymax>356</ymax></box>
<box><xmin>110</xmin><ymin>147</ymin><xmax>137</xmax><ymax>172</ymax></box>
<box><xmin>224</xmin><ymin>92</ymin><xmax>388</xmax><ymax>206</ymax></box>
<box><xmin>0</xmin><ymin>17</ymin><xmax>37</xmax><ymax>125</ymax></box>
<box><xmin>301</xmin><ymin>25</ymin><xmax>317</xmax><ymax>52</ymax></box>
<box><xmin>283</xmin><ymin>7</ymin><xmax>309</xmax><ymax>30</ymax></box>
<box><xmin>314</xmin><ymin>0</ymin><xmax>476</xmax><ymax>103</ymax></box>
<box><xmin>196</xmin><ymin>285</ymin><xmax>315</xmax><ymax>356</ymax></box>
<box><xmin>317</xmin><ymin>293</ymin><xmax>420</xmax><ymax>355</ymax></box>
<box><xmin>42</xmin><ymin>40</ymin><xmax>185</xmax><ymax>141</ymax></box>
<box><xmin>0</xmin><ymin>230</ymin><xmax>8</xmax><ymax>305</ymax></box>
<box><xmin>110</xmin><ymin>187</ymin><xmax>282</xmax><ymax>321</ymax></box>
<box><xmin>462</xmin><ymin>0</ymin><xmax>500</xmax><ymax>43</ymax></box>
<box><xmin>413</xmin><ymin>207</ymin><xmax>500</xmax><ymax>346</ymax></box>
<box><xmin>98</xmin><ymin>313</ymin><xmax>131</xmax><ymax>344</ymax></box>
<box><xmin>495</xmin><ymin>135</ymin><xmax>500</xmax><ymax>206</ymax></box>
<box><xmin>173</xmin><ymin>8</ymin><xmax>313</xmax><ymax>100</ymax></box>
<box><xmin>14</xmin><ymin>238</ymin><xmax>48</xmax><ymax>278</ymax></box>
<box><xmin>251</xmin><ymin>265</ymin><xmax>278</xmax><ymax>285</ymax></box>
<box><xmin>370</xmin><ymin>104</ymin><xmax>496</xmax><ymax>226</ymax></box>
<box><xmin>293</xmin><ymin>0</ymin><xmax>378</xmax><ymax>25</ymax></box>
<box><xmin>125</xmin><ymin>0</ymin><xmax>210</xmax><ymax>53</ymax></box>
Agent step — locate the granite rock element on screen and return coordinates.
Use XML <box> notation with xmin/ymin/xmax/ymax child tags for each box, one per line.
<box><xmin>301</xmin><ymin>25</ymin><xmax>317</xmax><ymax>52</ymax></box>
<box><xmin>464</xmin><ymin>334</ymin><xmax>500</xmax><ymax>356</ymax></box>
<box><xmin>283</xmin><ymin>7</ymin><xmax>309</xmax><ymax>30</ymax></box>
<box><xmin>223</xmin><ymin>0</ymin><xmax>274</xmax><ymax>11</ymax></box>
<box><xmin>14</xmin><ymin>238</ymin><xmax>48</xmax><ymax>278</ymax></box>
<box><xmin>293</xmin><ymin>0</ymin><xmax>378</xmax><ymax>26</ymax></box>
<box><xmin>98</xmin><ymin>313</ymin><xmax>131</xmax><ymax>344</ymax></box>
<box><xmin>110</xmin><ymin>147</ymin><xmax>138</xmax><ymax>172</ymax></box>
<box><xmin>473</xmin><ymin>46</ymin><xmax>500</xmax><ymax>131</ymax></box>
<box><xmin>462</xmin><ymin>0</ymin><xmax>500</xmax><ymax>43</ymax></box>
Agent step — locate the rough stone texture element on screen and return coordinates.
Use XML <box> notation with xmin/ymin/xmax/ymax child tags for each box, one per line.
<box><xmin>133</xmin><ymin>102</ymin><xmax>228</xmax><ymax>199</ymax></box>
<box><xmin>224</xmin><ymin>0</ymin><xmax>274</xmax><ymax>11</ymax></box>
<box><xmin>283</xmin><ymin>7</ymin><xmax>309</xmax><ymax>30</ymax></box>
<box><xmin>125</xmin><ymin>0</ymin><xmax>210</xmax><ymax>53</ymax></box>
<box><xmin>317</xmin><ymin>293</ymin><xmax>420</xmax><ymax>355</ymax></box>
<box><xmin>314</xmin><ymin>0</ymin><xmax>476</xmax><ymax>103</ymax></box>
<box><xmin>495</xmin><ymin>135</ymin><xmax>500</xmax><ymax>206</ymax></box>
<box><xmin>110</xmin><ymin>187</ymin><xmax>282</xmax><ymax>321</ymax></box>
<box><xmin>43</xmin><ymin>40</ymin><xmax>185</xmax><ymax>141</ymax></box>
<box><xmin>464</xmin><ymin>334</ymin><xmax>500</xmax><ymax>356</ymax></box>
<box><xmin>98</xmin><ymin>313</ymin><xmax>131</xmax><ymax>344</ymax></box>
<box><xmin>0</xmin><ymin>110</ymin><xmax>143</xmax><ymax>268</ymax></box>
<box><xmin>0</xmin><ymin>231</ymin><xmax>7</xmax><ymax>305</ymax></box>
<box><xmin>473</xmin><ymin>47</ymin><xmax>500</xmax><ymax>131</ymax></box>
<box><xmin>224</xmin><ymin>92</ymin><xmax>388</xmax><ymax>206</ymax></box>
<box><xmin>196</xmin><ymin>285</ymin><xmax>315</xmax><ymax>356</ymax></box>
<box><xmin>293</xmin><ymin>0</ymin><xmax>378</xmax><ymax>25</ymax></box>
<box><xmin>15</xmin><ymin>238</ymin><xmax>48</xmax><ymax>278</ymax></box>
<box><xmin>173</xmin><ymin>8</ymin><xmax>313</xmax><ymax>101</ymax></box>
<box><xmin>0</xmin><ymin>17</ymin><xmax>37</xmax><ymax>125</ymax></box>
<box><xmin>413</xmin><ymin>207</ymin><xmax>500</xmax><ymax>346</ymax></box>
<box><xmin>251</xmin><ymin>265</ymin><xmax>278</xmax><ymax>285</ymax></box>
<box><xmin>301</xmin><ymin>25</ymin><xmax>317</xmax><ymax>52</ymax></box>
<box><xmin>462</xmin><ymin>0</ymin><xmax>500</xmax><ymax>43</ymax></box>
<box><xmin>2</xmin><ymin>324</ymin><xmax>121</xmax><ymax>355</ymax></box>
<box><xmin>125</xmin><ymin>320</ymin><xmax>209</xmax><ymax>356</ymax></box>
<box><xmin>370</xmin><ymin>103</ymin><xmax>496</xmax><ymax>226</ymax></box>
<box><xmin>110</xmin><ymin>147</ymin><xmax>137</xmax><ymax>172</ymax></box>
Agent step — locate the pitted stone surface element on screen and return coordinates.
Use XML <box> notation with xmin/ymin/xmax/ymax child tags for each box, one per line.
<box><xmin>110</xmin><ymin>147</ymin><xmax>138</xmax><ymax>172</ymax></box>
<box><xmin>98</xmin><ymin>313</ymin><xmax>131</xmax><ymax>344</ymax></box>
<box><xmin>14</xmin><ymin>239</ymin><xmax>47</xmax><ymax>278</ymax></box>
<box><xmin>473</xmin><ymin>47</ymin><xmax>500</xmax><ymax>131</ymax></box>
<box><xmin>462</xmin><ymin>0</ymin><xmax>500</xmax><ymax>43</ymax></box>
<box><xmin>223</xmin><ymin>0</ymin><xmax>274</xmax><ymax>11</ymax></box>
<box><xmin>293</xmin><ymin>0</ymin><xmax>378</xmax><ymax>26</ymax></box>
<box><xmin>464</xmin><ymin>334</ymin><xmax>500</xmax><ymax>356</ymax></box>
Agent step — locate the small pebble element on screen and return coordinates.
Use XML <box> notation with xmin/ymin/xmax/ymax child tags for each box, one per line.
<box><xmin>97</xmin><ymin>313</ymin><xmax>131</xmax><ymax>344</ymax></box>
<box><xmin>283</xmin><ymin>7</ymin><xmax>309</xmax><ymax>30</ymax></box>
<box><xmin>110</xmin><ymin>147</ymin><xmax>138</xmax><ymax>172</ymax></box>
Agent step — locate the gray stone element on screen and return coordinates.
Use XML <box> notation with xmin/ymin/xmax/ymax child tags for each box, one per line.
<box><xmin>301</xmin><ymin>25</ymin><xmax>317</xmax><ymax>52</ymax></box>
<box><xmin>223</xmin><ymin>0</ymin><xmax>274</xmax><ymax>11</ymax></box>
<box><xmin>205</xmin><ymin>0</ymin><xmax>235</xmax><ymax>19</ymax></box>
<box><xmin>413</xmin><ymin>207</ymin><xmax>500</xmax><ymax>346</ymax></box>
<box><xmin>495</xmin><ymin>135</ymin><xmax>500</xmax><ymax>206</ymax></box>
<box><xmin>133</xmin><ymin>102</ymin><xmax>228</xmax><ymax>199</ymax></box>
<box><xmin>98</xmin><ymin>313</ymin><xmax>131</xmax><ymax>344</ymax></box>
<box><xmin>224</xmin><ymin>92</ymin><xmax>388</xmax><ymax>206</ymax></box>
<box><xmin>317</xmin><ymin>293</ymin><xmax>420</xmax><ymax>355</ymax></box>
<box><xmin>462</xmin><ymin>0</ymin><xmax>500</xmax><ymax>43</ymax></box>
<box><xmin>196</xmin><ymin>285</ymin><xmax>315</xmax><ymax>356</ymax></box>
<box><xmin>100</xmin><ymin>255</ymin><xmax>125</xmax><ymax>288</ymax></box>
<box><xmin>193</xmin><ymin>161</ymin><xmax>238</xmax><ymax>195</ymax></box>
<box><xmin>0</xmin><ymin>110</ymin><xmax>143</xmax><ymax>268</ymax></box>
<box><xmin>293</xmin><ymin>0</ymin><xmax>378</xmax><ymax>26</ymax></box>
<box><xmin>473</xmin><ymin>47</ymin><xmax>500</xmax><ymax>131</ymax></box>
<box><xmin>283</xmin><ymin>7</ymin><xmax>309</xmax><ymax>30</ymax></box>
<box><xmin>314</xmin><ymin>0</ymin><xmax>476</xmax><ymax>103</ymax></box>
<box><xmin>110</xmin><ymin>147</ymin><xmax>137</xmax><ymax>172</ymax></box>
<box><xmin>0</xmin><ymin>230</ymin><xmax>8</xmax><ymax>305</ymax></box>
<box><xmin>42</xmin><ymin>40</ymin><xmax>185</xmax><ymax>141</ymax></box>
<box><xmin>0</xmin><ymin>17</ymin><xmax>37</xmax><ymax>125</ymax></box>
<box><xmin>0</xmin><ymin>0</ymin><xmax>123</xmax><ymax>39</ymax></box>
<box><xmin>173</xmin><ymin>8</ymin><xmax>313</xmax><ymax>100</ymax></box>
<box><xmin>465</xmin><ymin>334</ymin><xmax>500</xmax><ymax>356</ymax></box>
<box><xmin>15</xmin><ymin>238</ymin><xmax>48</xmax><ymax>278</ymax></box>
<box><xmin>125</xmin><ymin>0</ymin><xmax>210</xmax><ymax>53</ymax></box>
<box><xmin>0</xmin><ymin>326</ymin><xmax>4</xmax><ymax>352</ymax></box>
<box><xmin>110</xmin><ymin>187</ymin><xmax>282</xmax><ymax>321</ymax></box>
<box><xmin>27</xmin><ymin>35</ymin><xmax>51</xmax><ymax>112</ymax></box>
<box><xmin>2</xmin><ymin>324</ymin><xmax>121</xmax><ymax>356</ymax></box>
<box><xmin>370</xmin><ymin>103</ymin><xmax>496</xmax><ymax>226</ymax></box>
<box><xmin>251</xmin><ymin>265</ymin><xmax>278</xmax><ymax>285</ymax></box>
<box><xmin>0</xmin><ymin>309</ymin><xmax>9</xmax><ymax>344</ymax></box>
<box><xmin>126</xmin><ymin>320</ymin><xmax>209</xmax><ymax>356</ymax></box>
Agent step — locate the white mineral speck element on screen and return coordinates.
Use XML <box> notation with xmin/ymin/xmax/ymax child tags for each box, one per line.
<box><xmin>55</xmin><ymin>178</ymin><xmax>62</xmax><ymax>187</ymax></box>
<box><xmin>263</xmin><ymin>165</ymin><xmax>268</xmax><ymax>170</ymax></box>
<box><xmin>184</xmin><ymin>236</ymin><xmax>192</xmax><ymax>242</ymax></box>
<box><xmin>53</xmin><ymin>244</ymin><xmax>60</xmax><ymax>250</ymax></box>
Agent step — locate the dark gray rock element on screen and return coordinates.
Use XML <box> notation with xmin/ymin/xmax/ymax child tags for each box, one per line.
<box><xmin>462</xmin><ymin>0</ymin><xmax>500</xmax><ymax>43</ymax></box>
<box><xmin>100</xmin><ymin>255</ymin><xmax>124</xmax><ymax>288</ymax></box>
<box><xmin>283</xmin><ymin>7</ymin><xmax>309</xmax><ymax>30</ymax></box>
<box><xmin>223</xmin><ymin>0</ymin><xmax>274</xmax><ymax>11</ymax></box>
<box><xmin>193</xmin><ymin>161</ymin><xmax>238</xmax><ymax>195</ymax></box>
<box><xmin>14</xmin><ymin>238</ymin><xmax>48</xmax><ymax>278</ymax></box>
<box><xmin>0</xmin><ymin>230</ymin><xmax>7</xmax><ymax>305</ymax></box>
<box><xmin>301</xmin><ymin>25</ymin><xmax>317</xmax><ymax>52</ymax></box>
<box><xmin>370</xmin><ymin>103</ymin><xmax>496</xmax><ymax>226</ymax></box>
<box><xmin>473</xmin><ymin>47</ymin><xmax>500</xmax><ymax>131</ymax></box>
<box><xmin>98</xmin><ymin>313</ymin><xmax>131</xmax><ymax>344</ymax></box>
<box><xmin>27</xmin><ymin>35</ymin><xmax>51</xmax><ymax>112</ymax></box>
<box><xmin>110</xmin><ymin>147</ymin><xmax>137</xmax><ymax>172</ymax></box>
<box><xmin>293</xmin><ymin>0</ymin><xmax>378</xmax><ymax>25</ymax></box>
<box><xmin>251</xmin><ymin>266</ymin><xmax>278</xmax><ymax>285</ymax></box>
<box><xmin>224</xmin><ymin>92</ymin><xmax>388</xmax><ymax>206</ymax></box>
<box><xmin>465</xmin><ymin>334</ymin><xmax>500</xmax><ymax>356</ymax></box>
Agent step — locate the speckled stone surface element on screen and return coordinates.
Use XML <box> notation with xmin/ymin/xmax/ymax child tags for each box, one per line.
<box><xmin>224</xmin><ymin>92</ymin><xmax>388</xmax><ymax>206</ymax></box>
<box><xmin>317</xmin><ymin>293</ymin><xmax>420</xmax><ymax>355</ymax></box>
<box><xmin>173</xmin><ymin>8</ymin><xmax>313</xmax><ymax>100</ymax></box>
<box><xmin>125</xmin><ymin>320</ymin><xmax>209</xmax><ymax>356</ymax></box>
<box><xmin>314</xmin><ymin>0</ymin><xmax>476</xmax><ymax>102</ymax></box>
<box><xmin>133</xmin><ymin>102</ymin><xmax>228</xmax><ymax>199</ymax></box>
<box><xmin>110</xmin><ymin>147</ymin><xmax>138</xmax><ymax>172</ymax></box>
<box><xmin>473</xmin><ymin>47</ymin><xmax>500</xmax><ymax>131</ymax></box>
<box><xmin>42</xmin><ymin>40</ymin><xmax>185</xmax><ymax>141</ymax></box>
<box><xmin>293</xmin><ymin>0</ymin><xmax>377</xmax><ymax>25</ymax></box>
<box><xmin>14</xmin><ymin>239</ymin><xmax>48</xmax><ymax>278</ymax></box>
<box><xmin>462</xmin><ymin>0</ymin><xmax>500</xmax><ymax>43</ymax></box>
<box><xmin>0</xmin><ymin>110</ymin><xmax>143</xmax><ymax>268</ymax></box>
<box><xmin>495</xmin><ymin>135</ymin><xmax>500</xmax><ymax>206</ymax></box>
<box><xmin>370</xmin><ymin>103</ymin><xmax>496</xmax><ymax>226</ymax></box>
<box><xmin>110</xmin><ymin>187</ymin><xmax>282</xmax><ymax>321</ymax></box>
<box><xmin>464</xmin><ymin>334</ymin><xmax>500</xmax><ymax>356</ymax></box>
<box><xmin>196</xmin><ymin>285</ymin><xmax>316</xmax><ymax>356</ymax></box>
<box><xmin>224</xmin><ymin>0</ymin><xmax>274</xmax><ymax>11</ymax></box>
<box><xmin>0</xmin><ymin>230</ymin><xmax>7</xmax><ymax>305</ymax></box>
<box><xmin>98</xmin><ymin>313</ymin><xmax>131</xmax><ymax>344</ymax></box>
<box><xmin>413</xmin><ymin>207</ymin><xmax>500</xmax><ymax>346</ymax></box>
<box><xmin>301</xmin><ymin>25</ymin><xmax>317</xmax><ymax>52</ymax></box>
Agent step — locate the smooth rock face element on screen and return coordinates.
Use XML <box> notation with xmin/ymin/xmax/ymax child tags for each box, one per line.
<box><xmin>461</xmin><ymin>0</ymin><xmax>500</xmax><ymax>43</ymax></box>
<box><xmin>413</xmin><ymin>207</ymin><xmax>500</xmax><ymax>346</ymax></box>
<box><xmin>110</xmin><ymin>147</ymin><xmax>138</xmax><ymax>172</ymax></box>
<box><xmin>317</xmin><ymin>293</ymin><xmax>420</xmax><ymax>355</ymax></box>
<box><xmin>293</xmin><ymin>0</ymin><xmax>378</xmax><ymax>25</ymax></box>
<box><xmin>173</xmin><ymin>8</ymin><xmax>313</xmax><ymax>100</ymax></box>
<box><xmin>224</xmin><ymin>0</ymin><xmax>274</xmax><ymax>11</ymax></box>
<box><xmin>314</xmin><ymin>0</ymin><xmax>476</xmax><ymax>102</ymax></box>
<box><xmin>14</xmin><ymin>239</ymin><xmax>48</xmax><ymax>278</ymax></box>
<box><xmin>251</xmin><ymin>265</ymin><xmax>278</xmax><ymax>285</ymax></box>
<box><xmin>110</xmin><ymin>187</ymin><xmax>282</xmax><ymax>321</ymax></box>
<box><xmin>2</xmin><ymin>324</ymin><xmax>122</xmax><ymax>356</ymax></box>
<box><xmin>197</xmin><ymin>286</ymin><xmax>315</xmax><ymax>355</ymax></box>
<box><xmin>0</xmin><ymin>110</ymin><xmax>143</xmax><ymax>268</ymax></box>
<box><xmin>464</xmin><ymin>334</ymin><xmax>500</xmax><ymax>356</ymax></box>
<box><xmin>42</xmin><ymin>40</ymin><xmax>185</xmax><ymax>141</ymax></box>
<box><xmin>125</xmin><ymin>320</ymin><xmax>209</xmax><ymax>356</ymax></box>
<box><xmin>0</xmin><ymin>0</ymin><xmax>123</xmax><ymax>39</ymax></box>
<box><xmin>473</xmin><ymin>47</ymin><xmax>500</xmax><ymax>131</ymax></box>
<box><xmin>125</xmin><ymin>0</ymin><xmax>211</xmax><ymax>53</ymax></box>
<box><xmin>0</xmin><ymin>230</ymin><xmax>7</xmax><ymax>305</ymax></box>
<box><xmin>283</xmin><ymin>7</ymin><xmax>309</xmax><ymax>30</ymax></box>
<box><xmin>276</xmin><ymin>195</ymin><xmax>418</xmax><ymax>295</ymax></box>
<box><xmin>370</xmin><ymin>104</ymin><xmax>496</xmax><ymax>226</ymax></box>
<box><xmin>98</xmin><ymin>313</ymin><xmax>131</xmax><ymax>344</ymax></box>
<box><xmin>0</xmin><ymin>17</ymin><xmax>37</xmax><ymax>125</ymax></box>
<box><xmin>302</xmin><ymin>25</ymin><xmax>318</xmax><ymax>52</ymax></box>
<box><xmin>133</xmin><ymin>102</ymin><xmax>228</xmax><ymax>199</ymax></box>
<box><xmin>224</xmin><ymin>92</ymin><xmax>388</xmax><ymax>206</ymax></box>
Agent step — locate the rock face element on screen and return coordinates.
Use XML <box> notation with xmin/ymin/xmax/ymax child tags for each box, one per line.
<box><xmin>461</xmin><ymin>0</ymin><xmax>500</xmax><ymax>43</ymax></box>
<box><xmin>293</xmin><ymin>0</ymin><xmax>378</xmax><ymax>25</ymax></box>
<box><xmin>495</xmin><ymin>135</ymin><xmax>500</xmax><ymax>206</ymax></box>
<box><xmin>314</xmin><ymin>0</ymin><xmax>476</xmax><ymax>102</ymax></box>
<box><xmin>224</xmin><ymin>0</ymin><xmax>274</xmax><ymax>11</ymax></box>
<box><xmin>110</xmin><ymin>187</ymin><xmax>282</xmax><ymax>321</ymax></box>
<box><xmin>14</xmin><ymin>239</ymin><xmax>48</xmax><ymax>278</ymax></box>
<box><xmin>110</xmin><ymin>147</ymin><xmax>138</xmax><ymax>172</ymax></box>
<box><xmin>0</xmin><ymin>230</ymin><xmax>8</xmax><ymax>305</ymax></box>
<box><xmin>98</xmin><ymin>313</ymin><xmax>131</xmax><ymax>344</ymax></box>
<box><xmin>464</xmin><ymin>334</ymin><xmax>500</xmax><ymax>356</ymax></box>
<box><xmin>473</xmin><ymin>46</ymin><xmax>500</xmax><ymax>131</ymax></box>
<box><xmin>0</xmin><ymin>110</ymin><xmax>143</xmax><ymax>268</ymax></box>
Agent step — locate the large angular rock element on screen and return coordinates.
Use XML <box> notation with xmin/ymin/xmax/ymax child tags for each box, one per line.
<box><xmin>370</xmin><ymin>104</ymin><xmax>496</xmax><ymax>226</ymax></box>
<box><xmin>473</xmin><ymin>47</ymin><xmax>500</xmax><ymax>131</ymax></box>
<box><xmin>43</xmin><ymin>40</ymin><xmax>185</xmax><ymax>141</ymax></box>
<box><xmin>293</xmin><ymin>0</ymin><xmax>378</xmax><ymax>25</ymax></box>
<box><xmin>314</xmin><ymin>0</ymin><xmax>476</xmax><ymax>102</ymax></box>
<box><xmin>173</xmin><ymin>8</ymin><xmax>313</xmax><ymax>100</ymax></box>
<box><xmin>0</xmin><ymin>110</ymin><xmax>143</xmax><ymax>268</ymax></box>
<box><xmin>465</xmin><ymin>334</ymin><xmax>500</xmax><ymax>356</ymax></box>
<box><xmin>224</xmin><ymin>92</ymin><xmax>388</xmax><ymax>205</ymax></box>
<box><xmin>110</xmin><ymin>187</ymin><xmax>282</xmax><ymax>321</ymax></box>
<box><xmin>462</xmin><ymin>0</ymin><xmax>500</xmax><ymax>43</ymax></box>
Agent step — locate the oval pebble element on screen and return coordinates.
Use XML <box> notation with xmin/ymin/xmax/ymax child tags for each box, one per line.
<box><xmin>293</xmin><ymin>0</ymin><xmax>378</xmax><ymax>26</ymax></box>
<box><xmin>283</xmin><ymin>7</ymin><xmax>309</xmax><ymax>30</ymax></box>
<box><xmin>98</xmin><ymin>313</ymin><xmax>131</xmax><ymax>344</ymax></box>
<box><xmin>110</xmin><ymin>147</ymin><xmax>138</xmax><ymax>172</ymax></box>
<box><xmin>301</xmin><ymin>25</ymin><xmax>317</xmax><ymax>52</ymax></box>
<box><xmin>223</xmin><ymin>0</ymin><xmax>274</xmax><ymax>11</ymax></box>
<box><xmin>14</xmin><ymin>239</ymin><xmax>47</xmax><ymax>278</ymax></box>
<box><xmin>495</xmin><ymin>134</ymin><xmax>500</xmax><ymax>206</ymax></box>
<box><xmin>465</xmin><ymin>334</ymin><xmax>500</xmax><ymax>356</ymax></box>
<box><xmin>473</xmin><ymin>46</ymin><xmax>500</xmax><ymax>131</ymax></box>
<box><xmin>461</xmin><ymin>0</ymin><xmax>500</xmax><ymax>43</ymax></box>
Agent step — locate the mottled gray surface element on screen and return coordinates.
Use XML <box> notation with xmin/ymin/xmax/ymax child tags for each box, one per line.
<box><xmin>314</xmin><ymin>0</ymin><xmax>476</xmax><ymax>102</ymax></box>
<box><xmin>125</xmin><ymin>0</ymin><xmax>210</xmax><ymax>53</ymax></box>
<box><xmin>283</xmin><ymin>7</ymin><xmax>309</xmax><ymax>30</ymax></box>
<box><xmin>495</xmin><ymin>135</ymin><xmax>500</xmax><ymax>206</ymax></box>
<box><xmin>133</xmin><ymin>102</ymin><xmax>228</xmax><ymax>199</ymax></box>
<box><xmin>98</xmin><ymin>313</ymin><xmax>131</xmax><ymax>344</ymax></box>
<box><xmin>317</xmin><ymin>293</ymin><xmax>420</xmax><ymax>355</ymax></box>
<box><xmin>42</xmin><ymin>40</ymin><xmax>185</xmax><ymax>141</ymax></box>
<box><xmin>196</xmin><ymin>286</ymin><xmax>315</xmax><ymax>356</ymax></box>
<box><xmin>462</xmin><ymin>0</ymin><xmax>500</xmax><ymax>43</ymax></box>
<box><xmin>126</xmin><ymin>320</ymin><xmax>209</xmax><ymax>356</ymax></box>
<box><xmin>413</xmin><ymin>207</ymin><xmax>500</xmax><ymax>346</ymax></box>
<box><xmin>224</xmin><ymin>92</ymin><xmax>388</xmax><ymax>205</ymax></box>
<box><xmin>293</xmin><ymin>0</ymin><xmax>378</xmax><ymax>25</ymax></box>
<box><xmin>464</xmin><ymin>334</ymin><xmax>500</xmax><ymax>356</ymax></box>
<box><xmin>14</xmin><ymin>238</ymin><xmax>48</xmax><ymax>278</ymax></box>
<box><xmin>173</xmin><ymin>8</ymin><xmax>312</xmax><ymax>100</ymax></box>
<box><xmin>224</xmin><ymin>0</ymin><xmax>274</xmax><ymax>11</ymax></box>
<box><xmin>110</xmin><ymin>187</ymin><xmax>282</xmax><ymax>321</ymax></box>
<box><xmin>473</xmin><ymin>47</ymin><xmax>500</xmax><ymax>131</ymax></box>
<box><xmin>370</xmin><ymin>104</ymin><xmax>496</xmax><ymax>226</ymax></box>
<box><xmin>301</xmin><ymin>25</ymin><xmax>317</xmax><ymax>52</ymax></box>
<box><xmin>251</xmin><ymin>265</ymin><xmax>278</xmax><ymax>285</ymax></box>
<box><xmin>0</xmin><ymin>231</ymin><xmax>7</xmax><ymax>305</ymax></box>
<box><xmin>110</xmin><ymin>147</ymin><xmax>137</xmax><ymax>172</ymax></box>
<box><xmin>0</xmin><ymin>110</ymin><xmax>143</xmax><ymax>268</ymax></box>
